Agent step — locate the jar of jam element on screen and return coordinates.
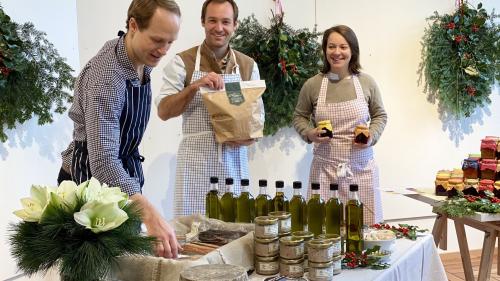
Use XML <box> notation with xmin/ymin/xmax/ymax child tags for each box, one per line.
<box><xmin>494</xmin><ymin>181</ymin><xmax>500</xmax><ymax>198</ymax></box>
<box><xmin>479</xmin><ymin>179</ymin><xmax>494</xmax><ymax>196</ymax></box>
<box><xmin>481</xmin><ymin>159</ymin><xmax>497</xmax><ymax>181</ymax></box>
<box><xmin>481</xmin><ymin>138</ymin><xmax>497</xmax><ymax>159</ymax></box>
<box><xmin>435</xmin><ymin>170</ymin><xmax>451</xmax><ymax>196</ymax></box>
<box><xmin>354</xmin><ymin>124</ymin><xmax>370</xmax><ymax>144</ymax></box>
<box><xmin>447</xmin><ymin>178</ymin><xmax>464</xmax><ymax>198</ymax></box>
<box><xmin>317</xmin><ymin>120</ymin><xmax>333</xmax><ymax>138</ymax></box>
<box><xmin>462</xmin><ymin>158</ymin><xmax>479</xmax><ymax>179</ymax></box>
<box><xmin>463</xmin><ymin>178</ymin><xmax>479</xmax><ymax>196</ymax></box>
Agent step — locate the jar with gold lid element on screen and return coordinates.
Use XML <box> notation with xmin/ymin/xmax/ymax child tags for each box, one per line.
<box><xmin>254</xmin><ymin>216</ymin><xmax>278</xmax><ymax>238</ymax></box>
<box><xmin>481</xmin><ymin>159</ymin><xmax>497</xmax><ymax>181</ymax></box>
<box><xmin>435</xmin><ymin>170</ymin><xmax>451</xmax><ymax>196</ymax></box>
<box><xmin>292</xmin><ymin>230</ymin><xmax>314</xmax><ymax>254</ymax></box>
<box><xmin>317</xmin><ymin>120</ymin><xmax>333</xmax><ymax>138</ymax></box>
<box><xmin>494</xmin><ymin>181</ymin><xmax>500</xmax><ymax>198</ymax></box>
<box><xmin>317</xmin><ymin>233</ymin><xmax>341</xmax><ymax>257</ymax></box>
<box><xmin>308</xmin><ymin>257</ymin><xmax>342</xmax><ymax>281</ymax></box>
<box><xmin>279</xmin><ymin>236</ymin><xmax>304</xmax><ymax>259</ymax></box>
<box><xmin>447</xmin><ymin>178</ymin><xmax>464</xmax><ymax>198</ymax></box>
<box><xmin>254</xmin><ymin>236</ymin><xmax>279</xmax><ymax>257</ymax></box>
<box><xmin>255</xmin><ymin>255</ymin><xmax>279</xmax><ymax>275</ymax></box>
<box><xmin>479</xmin><ymin>179</ymin><xmax>494</xmax><ymax>196</ymax></box>
<box><xmin>269</xmin><ymin>211</ymin><xmax>291</xmax><ymax>234</ymax></box>
<box><xmin>463</xmin><ymin>158</ymin><xmax>480</xmax><ymax>179</ymax></box>
<box><xmin>279</xmin><ymin>257</ymin><xmax>304</xmax><ymax>278</ymax></box>
<box><xmin>308</xmin><ymin>238</ymin><xmax>334</xmax><ymax>263</ymax></box>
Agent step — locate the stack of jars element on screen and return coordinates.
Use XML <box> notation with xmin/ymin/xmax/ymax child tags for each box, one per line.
<box><xmin>307</xmin><ymin>236</ymin><xmax>342</xmax><ymax>280</ymax></box>
<box><xmin>254</xmin><ymin>216</ymin><xmax>280</xmax><ymax>275</ymax></box>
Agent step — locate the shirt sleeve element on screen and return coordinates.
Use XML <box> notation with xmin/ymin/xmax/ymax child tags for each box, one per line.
<box><xmin>155</xmin><ymin>55</ymin><xmax>186</xmax><ymax>107</ymax></box>
<box><xmin>293</xmin><ymin>79</ymin><xmax>315</xmax><ymax>143</ymax></box>
<box><xmin>84</xmin><ymin>82</ymin><xmax>141</xmax><ymax>196</ymax></box>
<box><xmin>366</xmin><ymin>77</ymin><xmax>387</xmax><ymax>146</ymax></box>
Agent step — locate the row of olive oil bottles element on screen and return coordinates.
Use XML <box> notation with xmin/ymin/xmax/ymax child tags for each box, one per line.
<box><xmin>206</xmin><ymin>177</ymin><xmax>364</xmax><ymax>253</ymax></box>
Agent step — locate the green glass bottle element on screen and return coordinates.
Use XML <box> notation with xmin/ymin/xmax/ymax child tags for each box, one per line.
<box><xmin>205</xmin><ymin>176</ymin><xmax>220</xmax><ymax>219</ymax></box>
<box><xmin>307</xmin><ymin>183</ymin><xmax>324</xmax><ymax>237</ymax></box>
<box><xmin>272</xmin><ymin>180</ymin><xmax>289</xmax><ymax>212</ymax></box>
<box><xmin>236</xmin><ymin>179</ymin><xmax>255</xmax><ymax>222</ymax></box>
<box><xmin>255</xmin><ymin>179</ymin><xmax>271</xmax><ymax>217</ymax></box>
<box><xmin>220</xmin><ymin>178</ymin><xmax>236</xmax><ymax>222</ymax></box>
<box><xmin>346</xmin><ymin>184</ymin><xmax>363</xmax><ymax>254</ymax></box>
<box><xmin>325</xmin><ymin>183</ymin><xmax>343</xmax><ymax>235</ymax></box>
<box><xmin>289</xmin><ymin>181</ymin><xmax>306</xmax><ymax>232</ymax></box>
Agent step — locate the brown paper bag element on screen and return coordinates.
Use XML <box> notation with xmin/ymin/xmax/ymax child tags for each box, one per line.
<box><xmin>201</xmin><ymin>80</ymin><xmax>266</xmax><ymax>143</ymax></box>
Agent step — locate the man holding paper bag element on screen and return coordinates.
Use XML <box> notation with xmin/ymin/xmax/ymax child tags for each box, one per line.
<box><xmin>156</xmin><ymin>0</ymin><xmax>265</xmax><ymax>216</ymax></box>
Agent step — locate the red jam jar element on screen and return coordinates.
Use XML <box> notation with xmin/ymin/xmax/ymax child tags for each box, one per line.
<box><xmin>479</xmin><ymin>179</ymin><xmax>494</xmax><ymax>196</ymax></box>
<box><xmin>480</xmin><ymin>159</ymin><xmax>497</xmax><ymax>181</ymax></box>
<box><xmin>481</xmin><ymin>138</ymin><xmax>497</xmax><ymax>159</ymax></box>
<box><xmin>494</xmin><ymin>181</ymin><xmax>500</xmax><ymax>198</ymax></box>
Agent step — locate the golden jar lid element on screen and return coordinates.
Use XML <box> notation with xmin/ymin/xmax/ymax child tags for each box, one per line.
<box><xmin>269</xmin><ymin>211</ymin><xmax>291</xmax><ymax>219</ymax></box>
<box><xmin>280</xmin><ymin>257</ymin><xmax>304</xmax><ymax>264</ymax></box>
<box><xmin>308</xmin><ymin>238</ymin><xmax>333</xmax><ymax>249</ymax></box>
<box><xmin>255</xmin><ymin>216</ymin><xmax>278</xmax><ymax>225</ymax></box>
<box><xmin>255</xmin><ymin>236</ymin><xmax>279</xmax><ymax>243</ymax></box>
<box><xmin>255</xmin><ymin>255</ymin><xmax>279</xmax><ymax>262</ymax></box>
<box><xmin>317</xmin><ymin>233</ymin><xmax>341</xmax><ymax>243</ymax></box>
<box><xmin>465</xmin><ymin>178</ymin><xmax>479</xmax><ymax>185</ymax></box>
<box><xmin>292</xmin><ymin>230</ymin><xmax>314</xmax><ymax>240</ymax></box>
<box><xmin>280</xmin><ymin>236</ymin><xmax>304</xmax><ymax>246</ymax></box>
<box><xmin>309</xmin><ymin>260</ymin><xmax>333</xmax><ymax>268</ymax></box>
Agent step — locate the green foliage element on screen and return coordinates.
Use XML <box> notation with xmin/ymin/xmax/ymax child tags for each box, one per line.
<box><xmin>9</xmin><ymin>201</ymin><xmax>154</xmax><ymax>281</ymax></box>
<box><xmin>232</xmin><ymin>14</ymin><xmax>322</xmax><ymax>136</ymax></box>
<box><xmin>436</xmin><ymin>191</ymin><xmax>500</xmax><ymax>217</ymax></box>
<box><xmin>0</xmin><ymin>5</ymin><xmax>74</xmax><ymax>142</ymax></box>
<box><xmin>419</xmin><ymin>3</ymin><xmax>499</xmax><ymax>118</ymax></box>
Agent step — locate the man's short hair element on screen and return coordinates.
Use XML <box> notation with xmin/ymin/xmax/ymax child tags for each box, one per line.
<box><xmin>200</xmin><ymin>0</ymin><xmax>238</xmax><ymax>23</ymax></box>
<box><xmin>126</xmin><ymin>0</ymin><xmax>181</xmax><ymax>30</ymax></box>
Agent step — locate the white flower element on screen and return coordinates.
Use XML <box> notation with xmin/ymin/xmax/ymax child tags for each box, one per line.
<box><xmin>13</xmin><ymin>185</ymin><xmax>53</xmax><ymax>222</ymax></box>
<box><xmin>77</xmin><ymin>177</ymin><xmax>128</xmax><ymax>206</ymax></box>
<box><xmin>464</xmin><ymin>66</ymin><xmax>479</xmax><ymax>76</ymax></box>
<box><xmin>50</xmin><ymin>180</ymin><xmax>78</xmax><ymax>211</ymax></box>
<box><xmin>74</xmin><ymin>201</ymin><xmax>129</xmax><ymax>233</ymax></box>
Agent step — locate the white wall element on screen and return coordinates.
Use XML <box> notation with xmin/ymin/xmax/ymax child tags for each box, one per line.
<box><xmin>1</xmin><ymin>0</ymin><xmax>499</xmax><ymax>279</ymax></box>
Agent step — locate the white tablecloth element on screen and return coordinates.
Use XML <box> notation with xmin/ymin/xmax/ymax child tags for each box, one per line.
<box><xmin>250</xmin><ymin>234</ymin><xmax>447</xmax><ymax>281</ymax></box>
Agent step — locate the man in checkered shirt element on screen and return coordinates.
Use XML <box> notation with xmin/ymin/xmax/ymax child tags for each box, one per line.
<box><xmin>59</xmin><ymin>0</ymin><xmax>182</xmax><ymax>258</ymax></box>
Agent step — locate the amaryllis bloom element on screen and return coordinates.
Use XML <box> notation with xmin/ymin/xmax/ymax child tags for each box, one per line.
<box><xmin>13</xmin><ymin>185</ymin><xmax>53</xmax><ymax>222</ymax></box>
<box><xmin>74</xmin><ymin>201</ymin><xmax>128</xmax><ymax>233</ymax></box>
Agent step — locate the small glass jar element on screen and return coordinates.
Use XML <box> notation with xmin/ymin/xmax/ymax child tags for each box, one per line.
<box><xmin>254</xmin><ymin>216</ymin><xmax>279</xmax><ymax>239</ymax></box>
<box><xmin>308</xmin><ymin>260</ymin><xmax>334</xmax><ymax>281</ymax></box>
<box><xmin>255</xmin><ymin>255</ymin><xmax>279</xmax><ymax>275</ymax></box>
<box><xmin>292</xmin><ymin>230</ymin><xmax>314</xmax><ymax>254</ymax></box>
<box><xmin>317</xmin><ymin>233</ymin><xmax>341</xmax><ymax>256</ymax></box>
<box><xmin>481</xmin><ymin>159</ymin><xmax>497</xmax><ymax>181</ymax></box>
<box><xmin>481</xmin><ymin>138</ymin><xmax>497</xmax><ymax>159</ymax></box>
<box><xmin>269</xmin><ymin>211</ymin><xmax>291</xmax><ymax>234</ymax></box>
<box><xmin>279</xmin><ymin>236</ymin><xmax>304</xmax><ymax>259</ymax></box>
<box><xmin>254</xmin><ymin>236</ymin><xmax>279</xmax><ymax>257</ymax></box>
<box><xmin>317</xmin><ymin>120</ymin><xmax>333</xmax><ymax>138</ymax></box>
<box><xmin>435</xmin><ymin>171</ymin><xmax>450</xmax><ymax>196</ymax></box>
<box><xmin>463</xmin><ymin>178</ymin><xmax>479</xmax><ymax>196</ymax></box>
<box><xmin>279</xmin><ymin>257</ymin><xmax>304</xmax><ymax>278</ymax></box>
<box><xmin>447</xmin><ymin>178</ymin><xmax>464</xmax><ymax>198</ymax></box>
<box><xmin>332</xmin><ymin>255</ymin><xmax>342</xmax><ymax>275</ymax></box>
<box><xmin>494</xmin><ymin>181</ymin><xmax>500</xmax><ymax>198</ymax></box>
<box><xmin>462</xmin><ymin>158</ymin><xmax>479</xmax><ymax>179</ymax></box>
<box><xmin>308</xmin><ymin>238</ymin><xmax>334</xmax><ymax>263</ymax></box>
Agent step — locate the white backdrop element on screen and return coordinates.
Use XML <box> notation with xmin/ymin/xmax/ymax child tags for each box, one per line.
<box><xmin>1</xmin><ymin>0</ymin><xmax>499</xmax><ymax>279</ymax></box>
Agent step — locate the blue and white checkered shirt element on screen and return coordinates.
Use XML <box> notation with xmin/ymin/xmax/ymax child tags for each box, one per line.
<box><xmin>61</xmin><ymin>35</ymin><xmax>152</xmax><ymax>196</ymax></box>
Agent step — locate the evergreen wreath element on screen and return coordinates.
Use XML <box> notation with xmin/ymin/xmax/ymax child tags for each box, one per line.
<box><xmin>0</xmin><ymin>5</ymin><xmax>74</xmax><ymax>142</ymax></box>
<box><xmin>231</xmin><ymin>13</ymin><xmax>321</xmax><ymax>136</ymax></box>
<box><xmin>419</xmin><ymin>2</ymin><xmax>499</xmax><ymax>118</ymax></box>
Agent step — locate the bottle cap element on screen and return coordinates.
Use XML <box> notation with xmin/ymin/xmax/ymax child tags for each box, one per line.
<box><xmin>311</xmin><ymin>183</ymin><xmax>320</xmax><ymax>190</ymax></box>
<box><xmin>259</xmin><ymin>179</ymin><xmax>267</xmax><ymax>187</ymax></box>
<box><xmin>210</xmin><ymin>177</ymin><xmax>218</xmax><ymax>184</ymax></box>
<box><xmin>225</xmin><ymin>178</ymin><xmax>234</xmax><ymax>185</ymax></box>
<box><xmin>293</xmin><ymin>181</ymin><xmax>302</xmax><ymax>189</ymax></box>
<box><xmin>241</xmin><ymin>179</ymin><xmax>249</xmax><ymax>186</ymax></box>
<box><xmin>349</xmin><ymin>184</ymin><xmax>359</xmax><ymax>191</ymax></box>
<box><xmin>330</xmin><ymin>183</ymin><xmax>339</xmax><ymax>191</ymax></box>
<box><xmin>275</xmin><ymin>180</ymin><xmax>284</xmax><ymax>188</ymax></box>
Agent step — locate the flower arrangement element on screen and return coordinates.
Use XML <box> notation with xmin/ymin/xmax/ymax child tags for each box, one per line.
<box><xmin>231</xmin><ymin>13</ymin><xmax>321</xmax><ymax>136</ymax></box>
<box><xmin>0</xmin><ymin>5</ymin><xmax>74</xmax><ymax>142</ymax></box>
<box><xmin>370</xmin><ymin>223</ymin><xmax>428</xmax><ymax>240</ymax></box>
<box><xmin>436</xmin><ymin>191</ymin><xmax>500</xmax><ymax>217</ymax></box>
<box><xmin>419</xmin><ymin>2</ymin><xmax>499</xmax><ymax>117</ymax></box>
<box><xmin>342</xmin><ymin>246</ymin><xmax>390</xmax><ymax>270</ymax></box>
<box><xmin>9</xmin><ymin>178</ymin><xmax>154</xmax><ymax>281</ymax></box>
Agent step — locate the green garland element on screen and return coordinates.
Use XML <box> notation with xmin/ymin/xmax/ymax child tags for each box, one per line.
<box><xmin>419</xmin><ymin>2</ymin><xmax>499</xmax><ymax>118</ymax></box>
<box><xmin>232</xmin><ymin>14</ymin><xmax>321</xmax><ymax>136</ymax></box>
<box><xmin>436</xmin><ymin>191</ymin><xmax>500</xmax><ymax>217</ymax></box>
<box><xmin>0</xmin><ymin>5</ymin><xmax>74</xmax><ymax>142</ymax></box>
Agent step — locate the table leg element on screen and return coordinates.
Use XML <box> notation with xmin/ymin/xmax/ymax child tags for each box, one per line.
<box><xmin>497</xmin><ymin>236</ymin><xmax>499</xmax><ymax>276</ymax></box>
<box><xmin>432</xmin><ymin>213</ymin><xmax>448</xmax><ymax>250</ymax></box>
<box><xmin>478</xmin><ymin>230</ymin><xmax>498</xmax><ymax>281</ymax></box>
<box><xmin>454</xmin><ymin>221</ymin><xmax>474</xmax><ymax>281</ymax></box>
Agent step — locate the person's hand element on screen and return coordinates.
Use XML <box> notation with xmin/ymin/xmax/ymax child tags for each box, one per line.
<box><xmin>193</xmin><ymin>72</ymin><xmax>224</xmax><ymax>90</ymax></box>
<box><xmin>353</xmin><ymin>136</ymin><xmax>372</xmax><ymax>148</ymax></box>
<box><xmin>306</xmin><ymin>128</ymin><xmax>331</xmax><ymax>144</ymax></box>
<box><xmin>130</xmin><ymin>194</ymin><xmax>182</xmax><ymax>258</ymax></box>
<box><xmin>225</xmin><ymin>139</ymin><xmax>255</xmax><ymax>147</ymax></box>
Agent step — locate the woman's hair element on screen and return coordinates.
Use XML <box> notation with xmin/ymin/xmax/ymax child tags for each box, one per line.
<box><xmin>320</xmin><ymin>25</ymin><xmax>361</xmax><ymax>74</ymax></box>
<box><xmin>126</xmin><ymin>0</ymin><xmax>181</xmax><ymax>30</ymax></box>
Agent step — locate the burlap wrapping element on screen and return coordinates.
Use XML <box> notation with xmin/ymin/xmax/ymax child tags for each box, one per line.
<box><xmin>201</xmin><ymin>80</ymin><xmax>266</xmax><ymax>143</ymax></box>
